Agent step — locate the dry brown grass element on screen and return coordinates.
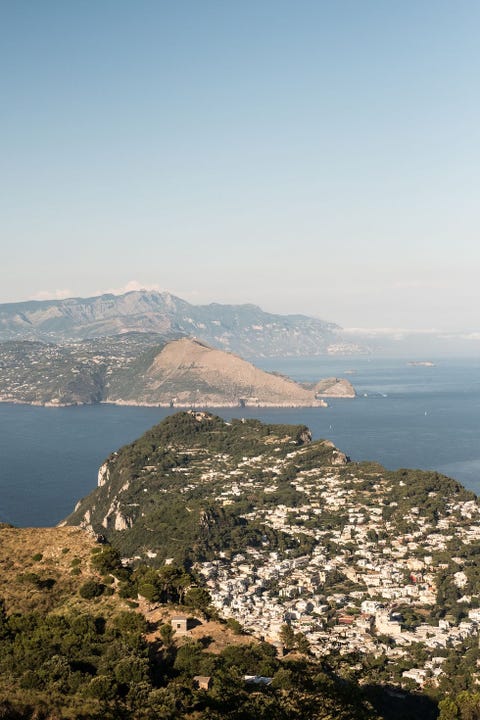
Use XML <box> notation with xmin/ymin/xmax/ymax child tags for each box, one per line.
<box><xmin>0</xmin><ymin>526</ymin><xmax>126</xmax><ymax>616</ymax></box>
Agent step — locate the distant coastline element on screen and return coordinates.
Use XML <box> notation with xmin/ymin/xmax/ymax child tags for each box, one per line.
<box><xmin>103</xmin><ymin>398</ymin><xmax>329</xmax><ymax>409</ymax></box>
<box><xmin>0</xmin><ymin>397</ymin><xmax>329</xmax><ymax>409</ymax></box>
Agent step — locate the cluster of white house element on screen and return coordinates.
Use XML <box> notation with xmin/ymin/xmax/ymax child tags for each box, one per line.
<box><xmin>191</xmin><ymin>445</ymin><xmax>480</xmax><ymax>687</ymax></box>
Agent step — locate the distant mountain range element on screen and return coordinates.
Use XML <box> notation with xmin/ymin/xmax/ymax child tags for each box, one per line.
<box><xmin>0</xmin><ymin>290</ymin><xmax>361</xmax><ymax>358</ymax></box>
<box><xmin>3</xmin><ymin>290</ymin><xmax>475</xmax><ymax>358</ymax></box>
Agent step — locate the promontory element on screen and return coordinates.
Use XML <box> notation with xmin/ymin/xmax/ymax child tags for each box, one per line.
<box><xmin>0</xmin><ymin>336</ymin><xmax>356</xmax><ymax>407</ymax></box>
<box><xmin>106</xmin><ymin>337</ymin><xmax>355</xmax><ymax>407</ymax></box>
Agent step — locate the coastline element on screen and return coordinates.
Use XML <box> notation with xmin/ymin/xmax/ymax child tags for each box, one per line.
<box><xmin>102</xmin><ymin>398</ymin><xmax>330</xmax><ymax>408</ymax></box>
<box><xmin>0</xmin><ymin>397</ymin><xmax>331</xmax><ymax>409</ymax></box>
<box><xmin>2</xmin><ymin>357</ymin><xmax>480</xmax><ymax>529</ymax></box>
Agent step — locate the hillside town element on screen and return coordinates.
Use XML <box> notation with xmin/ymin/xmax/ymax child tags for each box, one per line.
<box><xmin>68</xmin><ymin>411</ymin><xmax>480</xmax><ymax>692</ymax></box>
<box><xmin>193</xmin><ymin>441</ymin><xmax>480</xmax><ymax>688</ymax></box>
<box><xmin>0</xmin><ymin>335</ymin><xmax>159</xmax><ymax>405</ymax></box>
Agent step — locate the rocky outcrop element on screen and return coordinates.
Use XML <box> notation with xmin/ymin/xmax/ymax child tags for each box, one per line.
<box><xmin>97</xmin><ymin>462</ymin><xmax>110</xmax><ymax>487</ymax></box>
<box><xmin>297</xmin><ymin>428</ymin><xmax>313</xmax><ymax>445</ymax></box>
<box><xmin>313</xmin><ymin>377</ymin><xmax>356</xmax><ymax>398</ymax></box>
<box><xmin>321</xmin><ymin>439</ymin><xmax>349</xmax><ymax>465</ymax></box>
<box><xmin>102</xmin><ymin>499</ymin><xmax>133</xmax><ymax>531</ymax></box>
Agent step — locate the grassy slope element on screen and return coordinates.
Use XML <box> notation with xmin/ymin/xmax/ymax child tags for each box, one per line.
<box><xmin>0</xmin><ymin>526</ymin><xmax>119</xmax><ymax>616</ymax></box>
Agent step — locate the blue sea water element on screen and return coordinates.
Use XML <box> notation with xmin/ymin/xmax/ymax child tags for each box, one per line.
<box><xmin>0</xmin><ymin>357</ymin><xmax>479</xmax><ymax>527</ymax></box>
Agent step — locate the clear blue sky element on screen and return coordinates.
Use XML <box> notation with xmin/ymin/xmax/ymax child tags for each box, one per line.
<box><xmin>1</xmin><ymin>0</ymin><xmax>479</xmax><ymax>330</ymax></box>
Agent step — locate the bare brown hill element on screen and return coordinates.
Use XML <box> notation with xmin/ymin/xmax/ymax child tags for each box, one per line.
<box><xmin>108</xmin><ymin>337</ymin><xmax>336</xmax><ymax>407</ymax></box>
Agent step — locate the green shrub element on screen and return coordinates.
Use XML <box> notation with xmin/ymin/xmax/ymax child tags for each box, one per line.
<box><xmin>118</xmin><ymin>580</ymin><xmax>137</xmax><ymax>599</ymax></box>
<box><xmin>85</xmin><ymin>674</ymin><xmax>118</xmax><ymax>700</ymax></box>
<box><xmin>137</xmin><ymin>583</ymin><xmax>156</xmax><ymax>601</ymax></box>
<box><xmin>226</xmin><ymin>617</ymin><xmax>244</xmax><ymax>635</ymax></box>
<box><xmin>112</xmin><ymin>611</ymin><xmax>147</xmax><ymax>634</ymax></box>
<box><xmin>91</xmin><ymin>547</ymin><xmax>123</xmax><ymax>575</ymax></box>
<box><xmin>79</xmin><ymin>581</ymin><xmax>105</xmax><ymax>599</ymax></box>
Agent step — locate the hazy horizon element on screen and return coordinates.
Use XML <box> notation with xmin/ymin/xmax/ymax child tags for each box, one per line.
<box><xmin>2</xmin><ymin>2</ymin><xmax>479</xmax><ymax>333</ymax></box>
<box><xmin>3</xmin><ymin>286</ymin><xmax>480</xmax><ymax>357</ymax></box>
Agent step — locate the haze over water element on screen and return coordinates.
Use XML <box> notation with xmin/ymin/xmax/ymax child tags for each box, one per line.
<box><xmin>0</xmin><ymin>357</ymin><xmax>479</xmax><ymax>528</ymax></box>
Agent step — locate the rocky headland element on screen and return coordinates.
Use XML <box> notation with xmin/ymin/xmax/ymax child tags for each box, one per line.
<box><xmin>106</xmin><ymin>337</ymin><xmax>347</xmax><ymax>407</ymax></box>
<box><xmin>0</xmin><ymin>336</ymin><xmax>356</xmax><ymax>408</ymax></box>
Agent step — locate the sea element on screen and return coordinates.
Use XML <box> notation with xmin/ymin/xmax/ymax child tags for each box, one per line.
<box><xmin>0</xmin><ymin>356</ymin><xmax>479</xmax><ymax>528</ymax></box>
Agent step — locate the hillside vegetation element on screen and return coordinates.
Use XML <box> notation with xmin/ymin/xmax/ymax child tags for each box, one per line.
<box><xmin>64</xmin><ymin>411</ymin><xmax>338</xmax><ymax>563</ymax></box>
<box><xmin>0</xmin><ymin>524</ymin><xmax>381</xmax><ymax>720</ymax></box>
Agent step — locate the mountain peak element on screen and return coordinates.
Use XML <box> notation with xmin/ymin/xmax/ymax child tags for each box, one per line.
<box><xmin>0</xmin><ymin>291</ymin><xmax>343</xmax><ymax>357</ymax></box>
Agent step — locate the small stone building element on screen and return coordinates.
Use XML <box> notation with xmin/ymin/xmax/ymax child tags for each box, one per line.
<box><xmin>171</xmin><ymin>615</ymin><xmax>189</xmax><ymax>635</ymax></box>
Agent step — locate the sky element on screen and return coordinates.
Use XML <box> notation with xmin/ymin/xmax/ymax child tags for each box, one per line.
<box><xmin>1</xmin><ymin>0</ymin><xmax>479</xmax><ymax>331</ymax></box>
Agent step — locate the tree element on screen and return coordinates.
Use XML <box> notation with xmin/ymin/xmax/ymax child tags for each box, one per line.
<box><xmin>114</xmin><ymin>656</ymin><xmax>150</xmax><ymax>686</ymax></box>
<box><xmin>159</xmin><ymin>623</ymin><xmax>174</xmax><ymax>647</ymax></box>
<box><xmin>295</xmin><ymin>632</ymin><xmax>310</xmax><ymax>655</ymax></box>
<box><xmin>79</xmin><ymin>580</ymin><xmax>105</xmax><ymax>599</ymax></box>
<box><xmin>184</xmin><ymin>586</ymin><xmax>211</xmax><ymax>613</ymax></box>
<box><xmin>452</xmin><ymin>691</ymin><xmax>480</xmax><ymax>720</ymax></box>
<box><xmin>112</xmin><ymin>610</ymin><xmax>147</xmax><ymax>635</ymax></box>
<box><xmin>271</xmin><ymin>668</ymin><xmax>295</xmax><ymax>690</ymax></box>
<box><xmin>174</xmin><ymin>641</ymin><xmax>206</xmax><ymax>676</ymax></box>
<box><xmin>279</xmin><ymin>623</ymin><xmax>296</xmax><ymax>651</ymax></box>
<box><xmin>91</xmin><ymin>546</ymin><xmax>123</xmax><ymax>575</ymax></box>
<box><xmin>226</xmin><ymin>617</ymin><xmax>244</xmax><ymax>635</ymax></box>
<box><xmin>86</xmin><ymin>674</ymin><xmax>118</xmax><ymax>701</ymax></box>
<box><xmin>0</xmin><ymin>599</ymin><xmax>9</xmax><ymax>640</ymax></box>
